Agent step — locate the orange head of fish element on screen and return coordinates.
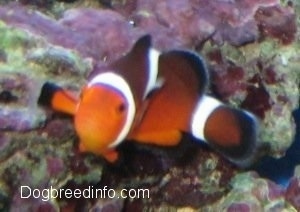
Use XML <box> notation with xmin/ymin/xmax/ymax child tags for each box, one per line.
<box><xmin>74</xmin><ymin>84</ymin><xmax>130</xmax><ymax>156</ymax></box>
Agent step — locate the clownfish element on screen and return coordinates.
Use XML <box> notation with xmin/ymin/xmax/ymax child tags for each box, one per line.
<box><xmin>38</xmin><ymin>35</ymin><xmax>259</xmax><ymax>166</ymax></box>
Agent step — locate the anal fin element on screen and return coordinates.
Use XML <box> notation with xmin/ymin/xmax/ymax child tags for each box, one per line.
<box><xmin>103</xmin><ymin>150</ymin><xmax>119</xmax><ymax>163</ymax></box>
<box><xmin>130</xmin><ymin>130</ymin><xmax>182</xmax><ymax>146</ymax></box>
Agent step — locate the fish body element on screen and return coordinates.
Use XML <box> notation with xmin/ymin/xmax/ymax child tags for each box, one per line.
<box><xmin>130</xmin><ymin>50</ymin><xmax>259</xmax><ymax>166</ymax></box>
<box><xmin>38</xmin><ymin>35</ymin><xmax>258</xmax><ymax>165</ymax></box>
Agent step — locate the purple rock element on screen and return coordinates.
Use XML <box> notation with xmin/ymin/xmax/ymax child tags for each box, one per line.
<box><xmin>213</xmin><ymin>20</ymin><xmax>258</xmax><ymax>46</ymax></box>
<box><xmin>0</xmin><ymin>73</ymin><xmax>45</xmax><ymax>131</ymax></box>
<box><xmin>251</xmin><ymin>179</ymin><xmax>285</xmax><ymax>202</ymax></box>
<box><xmin>227</xmin><ymin>203</ymin><xmax>251</xmax><ymax>212</ymax></box>
<box><xmin>46</xmin><ymin>157</ymin><xmax>65</xmax><ymax>177</ymax></box>
<box><xmin>255</xmin><ymin>5</ymin><xmax>296</xmax><ymax>45</ymax></box>
<box><xmin>115</xmin><ymin>0</ymin><xmax>282</xmax><ymax>47</ymax></box>
<box><xmin>69</xmin><ymin>150</ymin><xmax>89</xmax><ymax>174</ymax></box>
<box><xmin>241</xmin><ymin>74</ymin><xmax>273</xmax><ymax>119</ymax></box>
<box><xmin>60</xmin><ymin>199</ymin><xmax>89</xmax><ymax>212</ymax></box>
<box><xmin>10</xmin><ymin>192</ymin><xmax>58</xmax><ymax>212</ymax></box>
<box><xmin>90</xmin><ymin>198</ymin><xmax>124</xmax><ymax>212</ymax></box>
<box><xmin>285</xmin><ymin>177</ymin><xmax>300</xmax><ymax>210</ymax></box>
<box><xmin>210</xmin><ymin>64</ymin><xmax>246</xmax><ymax>101</ymax></box>
<box><xmin>58</xmin><ymin>8</ymin><xmax>143</xmax><ymax>62</ymax></box>
<box><xmin>40</xmin><ymin>119</ymin><xmax>74</xmax><ymax>139</ymax></box>
<box><xmin>0</xmin><ymin>4</ymin><xmax>142</xmax><ymax>64</ymax></box>
<box><xmin>266</xmin><ymin>181</ymin><xmax>285</xmax><ymax>200</ymax></box>
<box><xmin>0</xmin><ymin>133</ymin><xmax>11</xmax><ymax>151</ymax></box>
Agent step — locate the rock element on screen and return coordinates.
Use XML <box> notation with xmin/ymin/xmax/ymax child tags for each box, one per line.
<box><xmin>90</xmin><ymin>197</ymin><xmax>124</xmax><ymax>212</ymax></box>
<box><xmin>0</xmin><ymin>3</ymin><xmax>143</xmax><ymax>64</ymax></box>
<box><xmin>0</xmin><ymin>73</ymin><xmax>45</xmax><ymax>131</ymax></box>
<box><xmin>10</xmin><ymin>193</ymin><xmax>59</xmax><ymax>212</ymax></box>
<box><xmin>0</xmin><ymin>20</ymin><xmax>89</xmax><ymax>131</ymax></box>
<box><xmin>255</xmin><ymin>5</ymin><xmax>296</xmax><ymax>45</ymax></box>
<box><xmin>112</xmin><ymin>0</ymin><xmax>282</xmax><ymax>48</ymax></box>
<box><xmin>285</xmin><ymin>177</ymin><xmax>300</xmax><ymax>209</ymax></box>
<box><xmin>204</xmin><ymin>172</ymin><xmax>296</xmax><ymax>211</ymax></box>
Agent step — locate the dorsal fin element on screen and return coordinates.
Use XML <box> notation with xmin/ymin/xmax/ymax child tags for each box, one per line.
<box><xmin>130</xmin><ymin>35</ymin><xmax>152</xmax><ymax>57</ymax></box>
<box><xmin>158</xmin><ymin>50</ymin><xmax>209</xmax><ymax>96</ymax></box>
<box><xmin>109</xmin><ymin>35</ymin><xmax>161</xmax><ymax>104</ymax></box>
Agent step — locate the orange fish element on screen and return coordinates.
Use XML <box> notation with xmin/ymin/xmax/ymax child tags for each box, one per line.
<box><xmin>38</xmin><ymin>35</ymin><xmax>258</xmax><ymax>166</ymax></box>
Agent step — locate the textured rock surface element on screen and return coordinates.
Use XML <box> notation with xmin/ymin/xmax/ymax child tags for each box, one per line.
<box><xmin>112</xmin><ymin>0</ymin><xmax>282</xmax><ymax>47</ymax></box>
<box><xmin>0</xmin><ymin>0</ymin><xmax>299</xmax><ymax>211</ymax></box>
<box><xmin>204</xmin><ymin>172</ymin><xmax>296</xmax><ymax>211</ymax></box>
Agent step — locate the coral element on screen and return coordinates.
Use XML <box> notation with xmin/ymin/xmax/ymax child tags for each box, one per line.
<box><xmin>255</xmin><ymin>5</ymin><xmax>296</xmax><ymax>45</ymax></box>
<box><xmin>285</xmin><ymin>177</ymin><xmax>300</xmax><ymax>210</ymax></box>
<box><xmin>0</xmin><ymin>3</ymin><xmax>143</xmax><ymax>65</ymax></box>
<box><xmin>0</xmin><ymin>20</ymin><xmax>89</xmax><ymax>132</ymax></box>
<box><xmin>0</xmin><ymin>124</ymin><xmax>103</xmax><ymax>211</ymax></box>
<box><xmin>204</xmin><ymin>172</ymin><xmax>296</xmax><ymax>211</ymax></box>
<box><xmin>112</xmin><ymin>0</ymin><xmax>285</xmax><ymax>48</ymax></box>
<box><xmin>284</xmin><ymin>165</ymin><xmax>300</xmax><ymax>210</ymax></box>
<box><xmin>0</xmin><ymin>73</ymin><xmax>45</xmax><ymax>131</ymax></box>
<box><xmin>105</xmin><ymin>141</ymin><xmax>236</xmax><ymax>210</ymax></box>
<box><xmin>58</xmin><ymin>8</ymin><xmax>143</xmax><ymax>62</ymax></box>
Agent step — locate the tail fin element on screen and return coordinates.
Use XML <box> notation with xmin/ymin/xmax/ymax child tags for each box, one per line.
<box><xmin>38</xmin><ymin>82</ymin><xmax>78</xmax><ymax>115</ymax></box>
<box><xmin>207</xmin><ymin>107</ymin><xmax>259</xmax><ymax>166</ymax></box>
<box><xmin>192</xmin><ymin>95</ymin><xmax>260</xmax><ymax>167</ymax></box>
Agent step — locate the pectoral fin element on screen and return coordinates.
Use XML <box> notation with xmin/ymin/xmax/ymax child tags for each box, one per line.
<box><xmin>131</xmin><ymin>130</ymin><xmax>182</xmax><ymax>146</ymax></box>
<box><xmin>38</xmin><ymin>82</ymin><xmax>78</xmax><ymax>115</ymax></box>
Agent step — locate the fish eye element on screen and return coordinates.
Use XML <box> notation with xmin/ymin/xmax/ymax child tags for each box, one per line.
<box><xmin>117</xmin><ymin>103</ymin><xmax>126</xmax><ymax>113</ymax></box>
